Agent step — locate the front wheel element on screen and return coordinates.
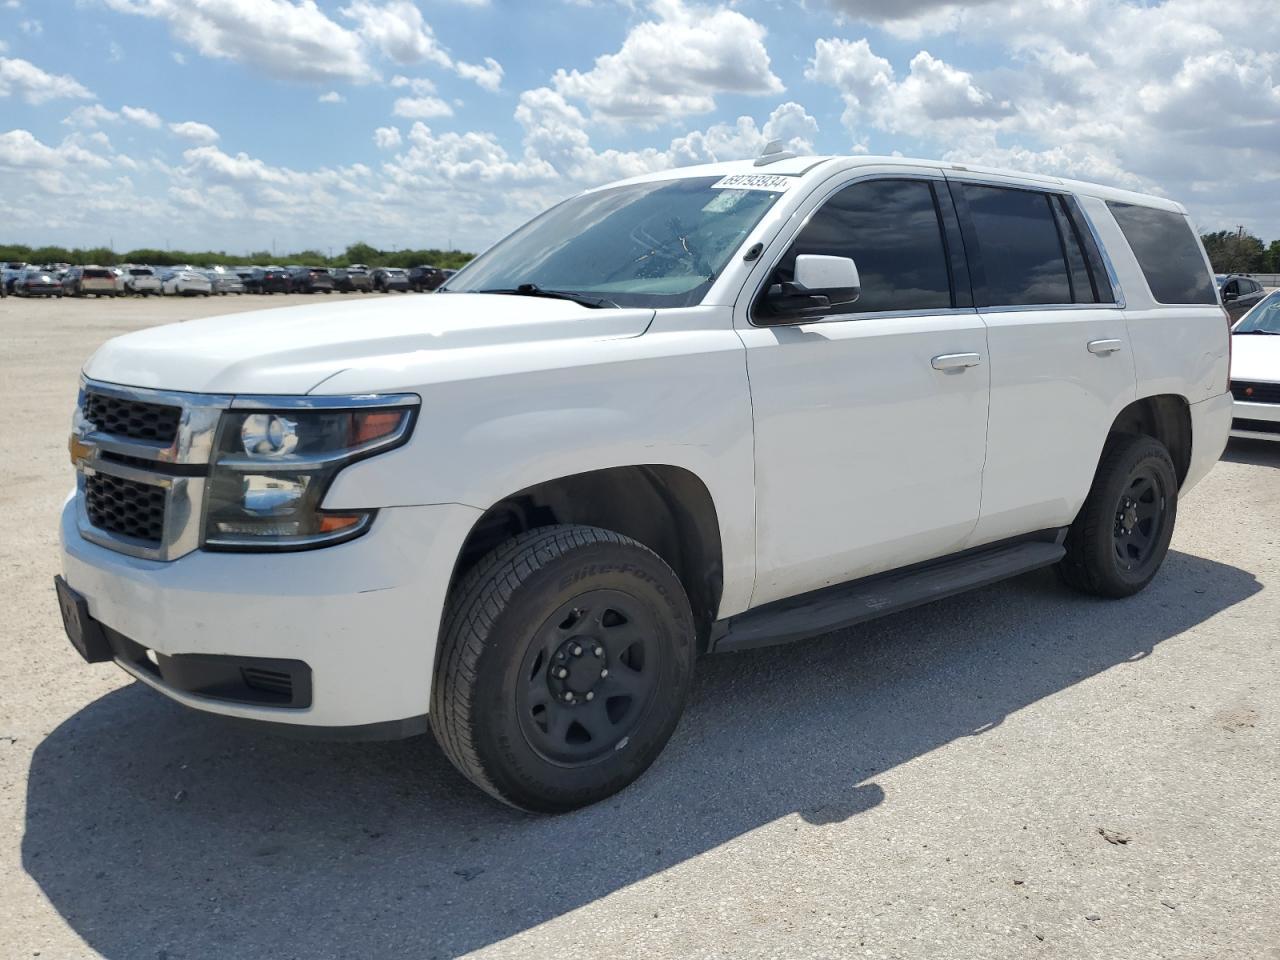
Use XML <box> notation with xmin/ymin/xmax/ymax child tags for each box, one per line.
<box><xmin>1058</xmin><ymin>434</ymin><xmax>1178</xmax><ymax>598</ymax></box>
<box><xmin>431</xmin><ymin>525</ymin><xmax>695</xmax><ymax>813</ymax></box>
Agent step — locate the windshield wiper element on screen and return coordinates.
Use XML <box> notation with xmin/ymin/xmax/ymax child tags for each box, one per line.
<box><xmin>1235</xmin><ymin>329</ymin><xmax>1280</xmax><ymax>335</ymax></box>
<box><xmin>477</xmin><ymin>283</ymin><xmax>618</xmax><ymax>309</ymax></box>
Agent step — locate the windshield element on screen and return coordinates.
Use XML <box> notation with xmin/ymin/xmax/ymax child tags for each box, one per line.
<box><xmin>446</xmin><ymin>175</ymin><xmax>787</xmax><ymax>308</ymax></box>
<box><xmin>1235</xmin><ymin>291</ymin><xmax>1280</xmax><ymax>333</ymax></box>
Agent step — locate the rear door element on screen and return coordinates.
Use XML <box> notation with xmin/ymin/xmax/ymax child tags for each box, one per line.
<box><xmin>738</xmin><ymin>172</ymin><xmax>991</xmax><ymax>606</ymax></box>
<box><xmin>948</xmin><ymin>176</ymin><xmax>1136</xmax><ymax>545</ymax></box>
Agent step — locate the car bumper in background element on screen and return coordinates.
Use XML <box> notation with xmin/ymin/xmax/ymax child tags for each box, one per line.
<box><xmin>58</xmin><ymin>497</ymin><xmax>481</xmax><ymax>732</ymax></box>
<box><xmin>1230</xmin><ymin>397</ymin><xmax>1280</xmax><ymax>441</ymax></box>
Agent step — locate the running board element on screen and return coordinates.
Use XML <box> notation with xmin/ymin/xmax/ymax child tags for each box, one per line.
<box><xmin>711</xmin><ymin>539</ymin><xmax>1066</xmax><ymax>654</ymax></box>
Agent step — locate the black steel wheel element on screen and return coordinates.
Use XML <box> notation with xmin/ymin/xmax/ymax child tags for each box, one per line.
<box><xmin>515</xmin><ymin>590</ymin><xmax>663</xmax><ymax>766</ymax></box>
<box><xmin>1060</xmin><ymin>433</ymin><xmax>1178</xmax><ymax>597</ymax></box>
<box><xmin>432</xmin><ymin>525</ymin><xmax>695</xmax><ymax>812</ymax></box>
<box><xmin>1112</xmin><ymin>465</ymin><xmax>1167</xmax><ymax>571</ymax></box>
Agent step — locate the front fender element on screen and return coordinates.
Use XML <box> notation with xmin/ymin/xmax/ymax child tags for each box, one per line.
<box><xmin>320</xmin><ymin>330</ymin><xmax>757</xmax><ymax>617</ymax></box>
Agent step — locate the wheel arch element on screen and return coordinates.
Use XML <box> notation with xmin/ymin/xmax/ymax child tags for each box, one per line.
<box><xmin>445</xmin><ymin>464</ymin><xmax>726</xmax><ymax>651</ymax></box>
<box><xmin>1108</xmin><ymin>393</ymin><xmax>1192</xmax><ymax>486</ymax></box>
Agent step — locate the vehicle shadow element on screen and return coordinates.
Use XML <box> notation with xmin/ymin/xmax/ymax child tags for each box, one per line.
<box><xmin>23</xmin><ymin>550</ymin><xmax>1259</xmax><ymax>959</ymax></box>
<box><xmin>1222</xmin><ymin>436</ymin><xmax>1280</xmax><ymax>467</ymax></box>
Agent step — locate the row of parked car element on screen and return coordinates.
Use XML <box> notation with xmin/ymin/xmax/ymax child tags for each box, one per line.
<box><xmin>0</xmin><ymin>262</ymin><xmax>457</xmax><ymax>298</ymax></box>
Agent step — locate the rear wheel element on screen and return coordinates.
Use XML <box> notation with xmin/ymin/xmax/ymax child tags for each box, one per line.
<box><xmin>431</xmin><ymin>525</ymin><xmax>695</xmax><ymax>812</ymax></box>
<box><xmin>1059</xmin><ymin>434</ymin><xmax>1178</xmax><ymax>598</ymax></box>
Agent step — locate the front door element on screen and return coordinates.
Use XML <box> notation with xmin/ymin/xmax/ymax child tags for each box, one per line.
<box><xmin>738</xmin><ymin>175</ymin><xmax>991</xmax><ymax>608</ymax></box>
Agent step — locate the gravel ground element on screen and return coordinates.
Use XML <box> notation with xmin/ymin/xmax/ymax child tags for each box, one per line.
<box><xmin>2</xmin><ymin>294</ymin><xmax>1278</xmax><ymax>960</ymax></box>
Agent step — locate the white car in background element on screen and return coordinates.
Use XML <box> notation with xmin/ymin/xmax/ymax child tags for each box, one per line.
<box><xmin>1230</xmin><ymin>289</ymin><xmax>1280</xmax><ymax>441</ymax></box>
<box><xmin>121</xmin><ymin>265</ymin><xmax>163</xmax><ymax>296</ymax></box>
<box><xmin>160</xmin><ymin>268</ymin><xmax>213</xmax><ymax>297</ymax></box>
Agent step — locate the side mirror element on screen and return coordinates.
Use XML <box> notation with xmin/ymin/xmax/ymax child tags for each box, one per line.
<box><xmin>766</xmin><ymin>254</ymin><xmax>861</xmax><ymax>320</ymax></box>
<box><xmin>1223</xmin><ymin>288</ymin><xmax>1239</xmax><ymax>302</ymax></box>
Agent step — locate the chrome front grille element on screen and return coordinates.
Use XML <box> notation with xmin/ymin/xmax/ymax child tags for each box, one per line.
<box><xmin>83</xmin><ymin>391</ymin><xmax>182</xmax><ymax>444</ymax></box>
<box><xmin>72</xmin><ymin>379</ymin><xmax>231</xmax><ymax>561</ymax></box>
<box><xmin>84</xmin><ymin>472</ymin><xmax>167</xmax><ymax>543</ymax></box>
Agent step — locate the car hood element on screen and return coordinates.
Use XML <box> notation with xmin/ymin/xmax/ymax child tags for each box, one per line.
<box><xmin>1231</xmin><ymin>333</ymin><xmax>1280</xmax><ymax>383</ymax></box>
<box><xmin>83</xmin><ymin>293</ymin><xmax>656</xmax><ymax>394</ymax></box>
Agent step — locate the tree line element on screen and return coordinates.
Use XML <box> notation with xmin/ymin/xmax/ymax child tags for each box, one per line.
<box><xmin>1199</xmin><ymin>231</ymin><xmax>1280</xmax><ymax>275</ymax></box>
<box><xmin>0</xmin><ymin>241</ymin><xmax>475</xmax><ymax>271</ymax></box>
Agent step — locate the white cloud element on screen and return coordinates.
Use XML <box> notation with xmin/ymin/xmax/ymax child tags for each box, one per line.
<box><xmin>340</xmin><ymin>0</ymin><xmax>452</xmax><ymax>68</ymax></box>
<box><xmin>806</xmin><ymin>40</ymin><xmax>1008</xmax><ymax>139</ymax></box>
<box><xmin>169</xmin><ymin>120</ymin><xmax>220</xmax><ymax>143</ymax></box>
<box><xmin>64</xmin><ymin>104</ymin><xmax>120</xmax><ymax>128</ymax></box>
<box><xmin>0</xmin><ymin>129</ymin><xmax>67</xmax><ymax>169</ymax></box>
<box><xmin>319</xmin><ymin>90</ymin><xmax>345</xmax><ymax>103</ymax></box>
<box><xmin>0</xmin><ymin>57</ymin><xmax>93</xmax><ymax>104</ymax></box>
<box><xmin>456</xmin><ymin>56</ymin><xmax>503</xmax><ymax>92</ymax></box>
<box><xmin>390</xmin><ymin>75</ymin><xmax>436</xmax><ymax>95</ymax></box>
<box><xmin>19</xmin><ymin>17</ymin><xmax>40</xmax><ymax>35</ymax></box>
<box><xmin>373</xmin><ymin>125</ymin><xmax>402</xmax><ymax>149</ymax></box>
<box><xmin>392</xmin><ymin>96</ymin><xmax>453</xmax><ymax>119</ymax></box>
<box><xmin>550</xmin><ymin>0</ymin><xmax>784</xmax><ymax>125</ymax></box>
<box><xmin>172</xmin><ymin>51</ymin><xmax>185</xmax><ymax>65</ymax></box>
<box><xmin>103</xmin><ymin>0</ymin><xmax>375</xmax><ymax>82</ymax></box>
<box><xmin>805</xmin><ymin>0</ymin><xmax>1280</xmax><ymax>237</ymax></box>
<box><xmin>121</xmin><ymin>104</ymin><xmax>162</xmax><ymax>128</ymax></box>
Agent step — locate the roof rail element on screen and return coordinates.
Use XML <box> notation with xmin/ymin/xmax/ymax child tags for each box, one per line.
<box><xmin>754</xmin><ymin>139</ymin><xmax>795</xmax><ymax>167</ymax></box>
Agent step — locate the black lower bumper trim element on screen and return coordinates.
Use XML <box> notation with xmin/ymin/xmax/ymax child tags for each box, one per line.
<box><xmin>217</xmin><ymin>713</ymin><xmax>431</xmax><ymax>742</ymax></box>
<box><xmin>109</xmin><ymin>629</ymin><xmax>313</xmax><ymax>708</ymax></box>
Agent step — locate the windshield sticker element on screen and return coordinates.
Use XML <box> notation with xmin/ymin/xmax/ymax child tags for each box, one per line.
<box><xmin>710</xmin><ymin>173</ymin><xmax>793</xmax><ymax>193</ymax></box>
<box><xmin>702</xmin><ymin>189</ymin><xmax>752</xmax><ymax>213</ymax></box>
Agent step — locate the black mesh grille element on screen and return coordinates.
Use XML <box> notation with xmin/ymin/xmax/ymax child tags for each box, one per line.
<box><xmin>1231</xmin><ymin>380</ymin><xmax>1280</xmax><ymax>405</ymax></box>
<box><xmin>83</xmin><ymin>391</ymin><xmax>181</xmax><ymax>444</ymax></box>
<box><xmin>84</xmin><ymin>473</ymin><xmax>166</xmax><ymax>543</ymax></box>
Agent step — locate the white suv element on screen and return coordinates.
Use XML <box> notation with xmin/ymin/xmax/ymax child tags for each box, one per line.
<box><xmin>56</xmin><ymin>155</ymin><xmax>1232</xmax><ymax>812</ymax></box>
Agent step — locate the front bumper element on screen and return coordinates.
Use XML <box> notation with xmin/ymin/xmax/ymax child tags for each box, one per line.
<box><xmin>59</xmin><ymin>497</ymin><xmax>480</xmax><ymax>731</ymax></box>
<box><xmin>1230</xmin><ymin>397</ymin><xmax>1280</xmax><ymax>441</ymax></box>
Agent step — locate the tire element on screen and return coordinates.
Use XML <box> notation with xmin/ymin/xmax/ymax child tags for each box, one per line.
<box><xmin>1058</xmin><ymin>433</ymin><xmax>1178</xmax><ymax>598</ymax></box>
<box><xmin>432</xmin><ymin>524</ymin><xmax>696</xmax><ymax>813</ymax></box>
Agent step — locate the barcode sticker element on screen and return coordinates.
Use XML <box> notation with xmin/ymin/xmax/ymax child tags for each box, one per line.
<box><xmin>710</xmin><ymin>173</ymin><xmax>793</xmax><ymax>192</ymax></box>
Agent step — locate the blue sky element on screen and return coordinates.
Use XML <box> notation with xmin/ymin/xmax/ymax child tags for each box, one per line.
<box><xmin>1</xmin><ymin>0</ymin><xmax>1277</xmax><ymax>255</ymax></box>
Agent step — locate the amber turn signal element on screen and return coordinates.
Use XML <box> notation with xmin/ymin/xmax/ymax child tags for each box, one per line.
<box><xmin>317</xmin><ymin>514</ymin><xmax>365</xmax><ymax>534</ymax></box>
<box><xmin>351</xmin><ymin>410</ymin><xmax>405</xmax><ymax>445</ymax></box>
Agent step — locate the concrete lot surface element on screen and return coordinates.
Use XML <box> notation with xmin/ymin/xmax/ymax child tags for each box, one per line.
<box><xmin>1</xmin><ymin>294</ymin><xmax>1278</xmax><ymax>959</ymax></box>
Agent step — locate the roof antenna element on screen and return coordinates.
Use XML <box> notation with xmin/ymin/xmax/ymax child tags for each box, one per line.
<box><xmin>754</xmin><ymin>138</ymin><xmax>795</xmax><ymax>167</ymax></box>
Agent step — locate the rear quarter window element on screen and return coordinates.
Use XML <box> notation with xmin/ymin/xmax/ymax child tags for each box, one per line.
<box><xmin>1106</xmin><ymin>202</ymin><xmax>1216</xmax><ymax>305</ymax></box>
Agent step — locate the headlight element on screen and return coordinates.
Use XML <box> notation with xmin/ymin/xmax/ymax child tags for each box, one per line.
<box><xmin>203</xmin><ymin>397</ymin><xmax>418</xmax><ymax>551</ymax></box>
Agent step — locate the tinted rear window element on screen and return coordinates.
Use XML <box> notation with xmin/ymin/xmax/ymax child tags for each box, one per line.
<box><xmin>83</xmin><ymin>269</ymin><xmax>112</xmax><ymax>278</ymax></box>
<box><xmin>1106</xmin><ymin>202</ymin><xmax>1215</xmax><ymax>304</ymax></box>
<box><xmin>959</xmin><ymin>184</ymin><xmax>1072</xmax><ymax>306</ymax></box>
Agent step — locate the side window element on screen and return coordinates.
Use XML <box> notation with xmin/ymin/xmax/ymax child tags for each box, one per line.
<box><xmin>1225</xmin><ymin>279</ymin><xmax>1239</xmax><ymax>297</ymax></box>
<box><xmin>958</xmin><ymin>184</ymin><xmax>1072</xmax><ymax>306</ymax></box>
<box><xmin>1106</xmin><ymin>202</ymin><xmax>1217</xmax><ymax>304</ymax></box>
<box><xmin>755</xmin><ymin>178</ymin><xmax>953</xmax><ymax>320</ymax></box>
<box><xmin>1049</xmin><ymin>197</ymin><xmax>1095</xmax><ymax>302</ymax></box>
